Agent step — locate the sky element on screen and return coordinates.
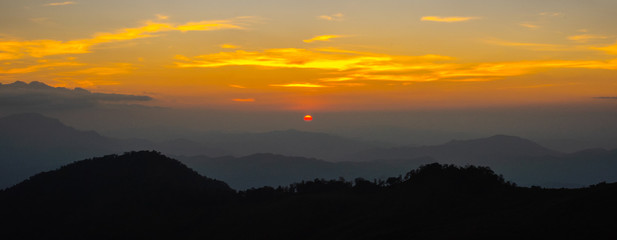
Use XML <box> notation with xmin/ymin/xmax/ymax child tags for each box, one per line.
<box><xmin>1</xmin><ymin>0</ymin><xmax>617</xmax><ymax>112</ymax></box>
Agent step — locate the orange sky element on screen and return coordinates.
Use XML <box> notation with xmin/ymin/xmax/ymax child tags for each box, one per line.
<box><xmin>2</xmin><ymin>0</ymin><xmax>617</xmax><ymax>111</ymax></box>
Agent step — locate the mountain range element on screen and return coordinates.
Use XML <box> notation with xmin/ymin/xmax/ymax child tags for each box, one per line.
<box><xmin>1</xmin><ymin>113</ymin><xmax>616</xmax><ymax>189</ymax></box>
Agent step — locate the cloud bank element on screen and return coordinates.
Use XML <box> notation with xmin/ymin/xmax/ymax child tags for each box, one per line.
<box><xmin>0</xmin><ymin>81</ymin><xmax>152</xmax><ymax>110</ymax></box>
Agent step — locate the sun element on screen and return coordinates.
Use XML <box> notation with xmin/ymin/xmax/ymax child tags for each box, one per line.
<box><xmin>303</xmin><ymin>114</ymin><xmax>313</xmax><ymax>121</ymax></box>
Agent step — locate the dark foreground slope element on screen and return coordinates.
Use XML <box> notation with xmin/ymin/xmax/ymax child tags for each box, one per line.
<box><xmin>0</xmin><ymin>151</ymin><xmax>235</xmax><ymax>239</ymax></box>
<box><xmin>1</xmin><ymin>152</ymin><xmax>616</xmax><ymax>239</ymax></box>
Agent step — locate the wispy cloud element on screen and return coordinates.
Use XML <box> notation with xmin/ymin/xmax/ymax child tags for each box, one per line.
<box><xmin>303</xmin><ymin>35</ymin><xmax>343</xmax><ymax>43</ymax></box>
<box><xmin>60</xmin><ymin>63</ymin><xmax>135</xmax><ymax>76</ymax></box>
<box><xmin>175</xmin><ymin>20</ymin><xmax>243</xmax><ymax>32</ymax></box>
<box><xmin>270</xmin><ymin>83</ymin><xmax>328</xmax><ymax>88</ymax></box>
<box><xmin>173</xmin><ymin>47</ymin><xmax>617</xmax><ymax>86</ymax></box>
<box><xmin>568</xmin><ymin>34</ymin><xmax>608</xmax><ymax>43</ymax></box>
<box><xmin>220</xmin><ymin>44</ymin><xmax>240</xmax><ymax>49</ymax></box>
<box><xmin>44</xmin><ymin>2</ymin><xmax>76</xmax><ymax>6</ymax></box>
<box><xmin>0</xmin><ymin>60</ymin><xmax>84</xmax><ymax>74</ymax></box>
<box><xmin>592</xmin><ymin>41</ymin><xmax>617</xmax><ymax>54</ymax></box>
<box><xmin>0</xmin><ymin>18</ymin><xmax>246</xmax><ymax>60</ymax></box>
<box><xmin>156</xmin><ymin>14</ymin><xmax>169</xmax><ymax>20</ymax></box>
<box><xmin>519</xmin><ymin>23</ymin><xmax>540</xmax><ymax>29</ymax></box>
<box><xmin>484</xmin><ymin>39</ymin><xmax>571</xmax><ymax>51</ymax></box>
<box><xmin>229</xmin><ymin>84</ymin><xmax>246</xmax><ymax>88</ymax></box>
<box><xmin>420</xmin><ymin>16</ymin><xmax>479</xmax><ymax>23</ymax></box>
<box><xmin>318</xmin><ymin>13</ymin><xmax>344</xmax><ymax>21</ymax></box>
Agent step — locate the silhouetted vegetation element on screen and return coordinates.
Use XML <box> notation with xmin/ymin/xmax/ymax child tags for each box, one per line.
<box><xmin>1</xmin><ymin>151</ymin><xmax>616</xmax><ymax>239</ymax></box>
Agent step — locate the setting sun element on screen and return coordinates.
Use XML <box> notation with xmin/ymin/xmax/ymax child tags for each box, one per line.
<box><xmin>303</xmin><ymin>115</ymin><xmax>313</xmax><ymax>121</ymax></box>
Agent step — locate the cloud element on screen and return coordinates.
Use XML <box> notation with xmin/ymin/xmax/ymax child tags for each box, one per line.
<box><xmin>60</xmin><ymin>63</ymin><xmax>135</xmax><ymax>76</ymax></box>
<box><xmin>519</xmin><ymin>23</ymin><xmax>540</xmax><ymax>29</ymax></box>
<box><xmin>594</xmin><ymin>96</ymin><xmax>617</xmax><ymax>100</ymax></box>
<box><xmin>0</xmin><ymin>60</ymin><xmax>84</xmax><ymax>74</ymax></box>
<box><xmin>229</xmin><ymin>84</ymin><xmax>246</xmax><ymax>88</ymax></box>
<box><xmin>173</xmin><ymin>46</ymin><xmax>617</xmax><ymax>86</ymax></box>
<box><xmin>174</xmin><ymin>48</ymin><xmax>400</xmax><ymax>71</ymax></box>
<box><xmin>175</xmin><ymin>20</ymin><xmax>243</xmax><ymax>32</ymax></box>
<box><xmin>269</xmin><ymin>83</ymin><xmax>328</xmax><ymax>88</ymax></box>
<box><xmin>0</xmin><ymin>81</ymin><xmax>152</xmax><ymax>110</ymax></box>
<box><xmin>420</xmin><ymin>16</ymin><xmax>479</xmax><ymax>23</ymax></box>
<box><xmin>44</xmin><ymin>2</ymin><xmax>76</xmax><ymax>6</ymax></box>
<box><xmin>592</xmin><ymin>41</ymin><xmax>617</xmax><ymax>55</ymax></box>
<box><xmin>232</xmin><ymin>98</ymin><xmax>255</xmax><ymax>102</ymax></box>
<box><xmin>156</xmin><ymin>14</ymin><xmax>169</xmax><ymax>20</ymax></box>
<box><xmin>483</xmin><ymin>39</ymin><xmax>572</xmax><ymax>51</ymax></box>
<box><xmin>568</xmin><ymin>34</ymin><xmax>608</xmax><ymax>43</ymax></box>
<box><xmin>318</xmin><ymin>13</ymin><xmax>344</xmax><ymax>21</ymax></box>
<box><xmin>303</xmin><ymin>35</ymin><xmax>342</xmax><ymax>43</ymax></box>
<box><xmin>220</xmin><ymin>44</ymin><xmax>240</xmax><ymax>49</ymax></box>
<box><xmin>0</xmin><ymin>18</ymin><xmax>245</xmax><ymax>60</ymax></box>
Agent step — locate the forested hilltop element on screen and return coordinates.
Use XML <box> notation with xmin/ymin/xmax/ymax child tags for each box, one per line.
<box><xmin>1</xmin><ymin>151</ymin><xmax>616</xmax><ymax>239</ymax></box>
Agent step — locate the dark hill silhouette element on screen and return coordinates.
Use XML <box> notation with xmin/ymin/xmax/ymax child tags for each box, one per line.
<box><xmin>1</xmin><ymin>153</ymin><xmax>616</xmax><ymax>239</ymax></box>
<box><xmin>0</xmin><ymin>113</ymin><xmax>225</xmax><ymax>189</ymax></box>
<box><xmin>0</xmin><ymin>151</ymin><xmax>234</xmax><ymax>239</ymax></box>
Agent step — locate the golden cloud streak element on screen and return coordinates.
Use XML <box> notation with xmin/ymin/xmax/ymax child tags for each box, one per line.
<box><xmin>270</xmin><ymin>83</ymin><xmax>328</xmax><ymax>88</ymax></box>
<box><xmin>318</xmin><ymin>13</ymin><xmax>344</xmax><ymax>21</ymax></box>
<box><xmin>45</xmin><ymin>2</ymin><xmax>76</xmax><ymax>6</ymax></box>
<box><xmin>421</xmin><ymin>16</ymin><xmax>479</xmax><ymax>22</ymax></box>
<box><xmin>0</xmin><ymin>19</ymin><xmax>243</xmax><ymax>60</ymax></box>
<box><xmin>61</xmin><ymin>63</ymin><xmax>135</xmax><ymax>76</ymax></box>
<box><xmin>174</xmin><ymin>47</ymin><xmax>617</xmax><ymax>86</ymax></box>
<box><xmin>220</xmin><ymin>44</ymin><xmax>240</xmax><ymax>49</ymax></box>
<box><xmin>156</xmin><ymin>14</ymin><xmax>169</xmax><ymax>20</ymax></box>
<box><xmin>0</xmin><ymin>61</ymin><xmax>84</xmax><ymax>74</ymax></box>
<box><xmin>519</xmin><ymin>23</ymin><xmax>540</xmax><ymax>29</ymax></box>
<box><xmin>483</xmin><ymin>39</ymin><xmax>575</xmax><ymax>51</ymax></box>
<box><xmin>593</xmin><ymin>41</ymin><xmax>617</xmax><ymax>54</ymax></box>
<box><xmin>568</xmin><ymin>34</ymin><xmax>608</xmax><ymax>43</ymax></box>
<box><xmin>303</xmin><ymin>35</ymin><xmax>343</xmax><ymax>43</ymax></box>
<box><xmin>176</xmin><ymin>20</ymin><xmax>243</xmax><ymax>32</ymax></box>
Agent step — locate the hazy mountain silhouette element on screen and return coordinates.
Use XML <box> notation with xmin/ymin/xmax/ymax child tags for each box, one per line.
<box><xmin>2</xmin><ymin>113</ymin><xmax>615</xmax><ymax>189</ymax></box>
<box><xmin>178</xmin><ymin>153</ymin><xmax>434</xmax><ymax>190</ymax></box>
<box><xmin>0</xmin><ymin>113</ymin><xmax>123</xmax><ymax>188</ymax></box>
<box><xmin>193</xmin><ymin>129</ymin><xmax>386</xmax><ymax>161</ymax></box>
<box><xmin>2</xmin><ymin>153</ymin><xmax>616</xmax><ymax>239</ymax></box>
<box><xmin>350</xmin><ymin>134</ymin><xmax>559</xmax><ymax>163</ymax></box>
<box><xmin>498</xmin><ymin>147</ymin><xmax>617</xmax><ymax>187</ymax></box>
<box><xmin>0</xmin><ymin>113</ymin><xmax>225</xmax><ymax>189</ymax></box>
